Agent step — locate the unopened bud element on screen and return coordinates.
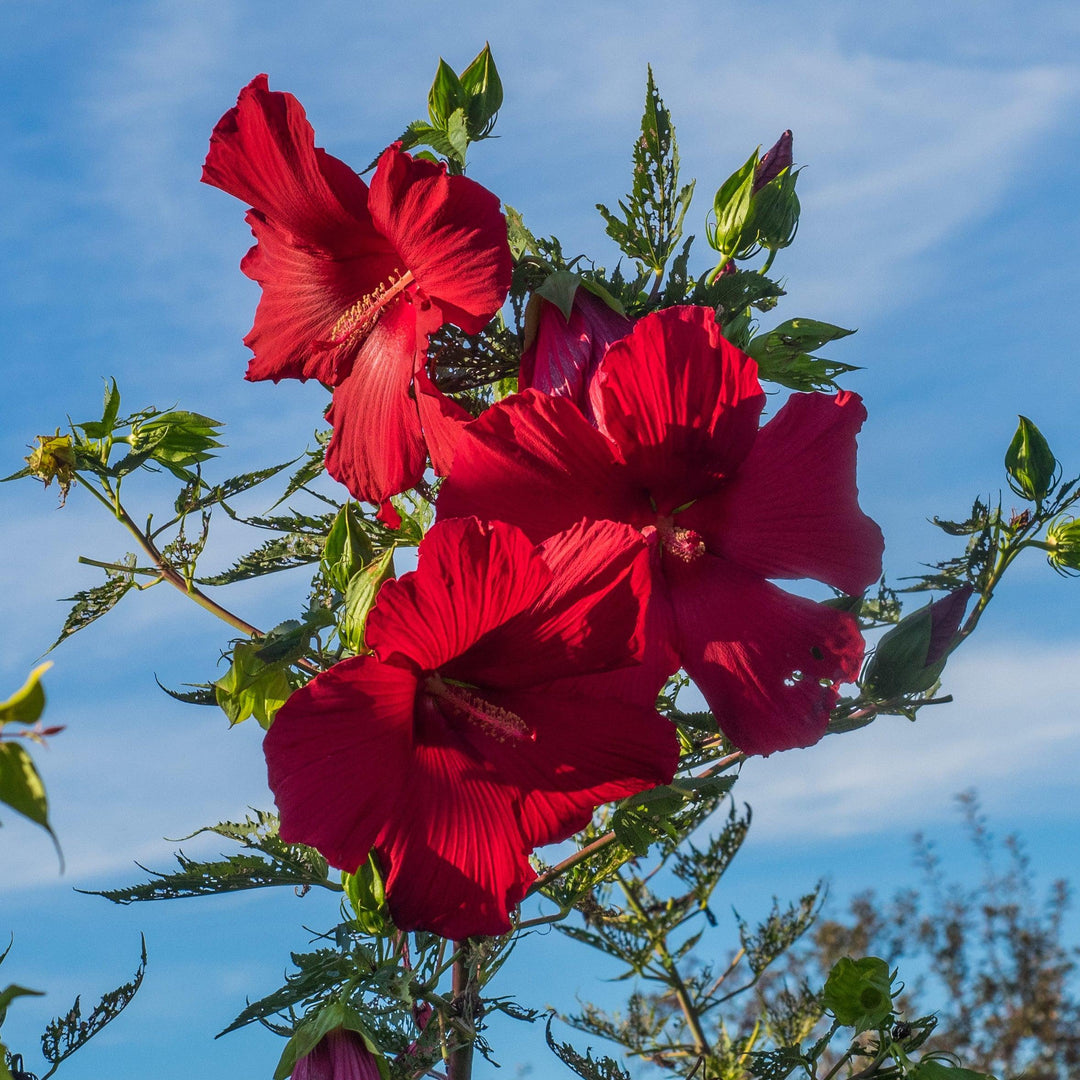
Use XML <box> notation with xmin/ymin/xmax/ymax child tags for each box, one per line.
<box><xmin>1005</xmin><ymin>415</ymin><xmax>1058</xmax><ymax>503</ymax></box>
<box><xmin>26</xmin><ymin>431</ymin><xmax>76</xmax><ymax>504</ymax></box>
<box><xmin>753</xmin><ymin>130</ymin><xmax>793</xmax><ymax>192</ymax></box>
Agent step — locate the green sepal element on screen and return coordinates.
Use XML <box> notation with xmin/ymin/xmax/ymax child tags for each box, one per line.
<box><xmin>710</xmin><ymin>150</ymin><xmax>757</xmax><ymax>256</ymax></box>
<box><xmin>745</xmin><ymin>318</ymin><xmax>858</xmax><ymax>391</ymax></box>
<box><xmin>750</xmin><ymin>167</ymin><xmax>801</xmax><ymax>250</ymax></box>
<box><xmin>459</xmin><ymin>43</ymin><xmax>503</xmax><ymax>138</ymax></box>
<box><xmin>427</xmin><ymin>59</ymin><xmax>465</xmax><ymax>127</ymax></box>
<box><xmin>321</xmin><ymin>503</ymin><xmax>374</xmax><ymax>594</ymax></box>
<box><xmin>912</xmin><ymin>1062</ymin><xmax>998</xmax><ymax>1080</ymax></box>
<box><xmin>273</xmin><ymin>1001</ymin><xmax>388</xmax><ymax>1080</ymax></box>
<box><xmin>339</xmin><ymin>548</ymin><xmax>396</xmax><ymax>653</ymax></box>
<box><xmin>861</xmin><ymin>601</ymin><xmax>942</xmax><ymax>699</ymax></box>
<box><xmin>341</xmin><ymin>850</ymin><xmax>390</xmax><ymax>935</ymax></box>
<box><xmin>1005</xmin><ymin>415</ymin><xmax>1058</xmax><ymax>503</ymax></box>
<box><xmin>821</xmin><ymin>956</ymin><xmax>894</xmax><ymax>1033</ymax></box>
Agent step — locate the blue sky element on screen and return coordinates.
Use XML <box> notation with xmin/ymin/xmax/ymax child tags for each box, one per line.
<box><xmin>2</xmin><ymin>1</ymin><xmax>1079</xmax><ymax>1076</ymax></box>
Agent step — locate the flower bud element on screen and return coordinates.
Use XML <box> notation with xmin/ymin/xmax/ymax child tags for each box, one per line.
<box><xmin>26</xmin><ymin>431</ymin><xmax>76</xmax><ymax>503</ymax></box>
<box><xmin>292</xmin><ymin>1028</ymin><xmax>382</xmax><ymax>1080</ymax></box>
<box><xmin>862</xmin><ymin>586</ymin><xmax>972</xmax><ymax>698</ymax></box>
<box><xmin>822</xmin><ymin>956</ymin><xmax>894</xmax><ymax>1032</ymax></box>
<box><xmin>753</xmin><ymin>130</ymin><xmax>793</xmax><ymax>193</ymax></box>
<box><xmin>1045</xmin><ymin>515</ymin><xmax>1080</xmax><ymax>576</ymax></box>
<box><xmin>1005</xmin><ymin>415</ymin><xmax>1058</xmax><ymax>503</ymax></box>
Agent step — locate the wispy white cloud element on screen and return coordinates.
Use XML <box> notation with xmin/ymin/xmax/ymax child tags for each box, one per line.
<box><xmin>736</xmin><ymin>643</ymin><xmax>1080</xmax><ymax>843</ymax></box>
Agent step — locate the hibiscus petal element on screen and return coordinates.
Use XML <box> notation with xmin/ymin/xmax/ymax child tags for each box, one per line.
<box><xmin>519</xmin><ymin>289</ymin><xmax>633</xmax><ymax>413</ymax></box>
<box><xmin>324</xmin><ymin>298</ymin><xmax>433</xmax><ymax>503</ymax></box>
<box><xmin>471</xmin><ymin>685</ymin><xmax>680</xmax><ymax>847</ymax></box>
<box><xmin>438</xmin><ymin>390</ymin><xmax>648</xmax><ymax>541</ymax></box>
<box><xmin>240</xmin><ymin>210</ymin><xmax>400</xmax><ymax>384</ymax></box>
<box><xmin>368</xmin><ymin>145</ymin><xmax>512</xmax><ymax>333</ymax></box>
<box><xmin>263</xmin><ymin>656</ymin><xmax>416</xmax><ymax>871</ymax></box>
<box><xmin>588</xmin><ymin>306</ymin><xmax>766</xmax><ymax>513</ymax></box>
<box><xmin>667</xmin><ymin>557</ymin><xmax>864</xmax><ymax>756</ymax></box>
<box><xmin>446</xmin><ymin>520</ymin><xmax>652</xmax><ymax>688</ymax></box>
<box><xmin>374</xmin><ymin>720</ymin><xmax>535</xmax><ymax>938</ymax></box>
<box><xmin>413</xmin><ymin>362</ymin><xmax>472</xmax><ymax>476</ymax></box>
<box><xmin>367</xmin><ymin>518</ymin><xmax>552</xmax><ymax>673</ymax></box>
<box><xmin>202</xmin><ymin>75</ymin><xmax>384</xmax><ymax>256</ymax></box>
<box><xmin>684</xmin><ymin>390</ymin><xmax>884</xmax><ymax>595</ymax></box>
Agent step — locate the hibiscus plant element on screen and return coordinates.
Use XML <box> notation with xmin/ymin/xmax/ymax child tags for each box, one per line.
<box><xmin>6</xmin><ymin>44</ymin><xmax>1079</xmax><ymax>1080</ymax></box>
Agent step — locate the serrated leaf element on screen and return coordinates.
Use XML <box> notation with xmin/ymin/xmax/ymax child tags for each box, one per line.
<box><xmin>196</xmin><ymin>532</ymin><xmax>323</xmax><ymax>585</ymax></box>
<box><xmin>544</xmin><ymin>1018</ymin><xmax>631</xmax><ymax>1080</ymax></box>
<box><xmin>596</xmin><ymin>66</ymin><xmax>694</xmax><ymax>276</ymax></box>
<box><xmin>101</xmin><ymin>378</ymin><xmax>121</xmax><ymax>433</ymax></box>
<box><xmin>48</xmin><ymin>559</ymin><xmax>136</xmax><ymax>651</ymax></box>
<box><xmin>153</xmin><ymin>676</ymin><xmax>217</xmax><ymax>706</ymax></box>
<box><xmin>0</xmin><ymin>983</ymin><xmax>44</xmax><ymax>1025</ymax></box>
<box><xmin>179</xmin><ymin>458</ymin><xmax>297</xmax><ymax>516</ymax></box>
<box><xmin>692</xmin><ymin>268</ymin><xmax>786</xmax><ymax>317</ymax></box>
<box><xmin>505</xmin><ymin>204</ymin><xmax>540</xmax><ymax>261</ymax></box>
<box><xmin>40</xmin><ymin>937</ymin><xmax>146</xmax><ymax>1067</ymax></box>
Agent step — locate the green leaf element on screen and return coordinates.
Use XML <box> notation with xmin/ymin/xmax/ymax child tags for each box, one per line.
<box><xmin>101</xmin><ymin>378</ymin><xmax>121</xmax><ymax>433</ymax></box>
<box><xmin>0</xmin><ymin>663</ymin><xmax>50</xmax><ymax>726</ymax></box>
<box><xmin>460</xmin><ymin>42</ymin><xmax>503</xmax><ymax>138</ymax></box>
<box><xmin>745</xmin><ymin>318</ymin><xmax>858</xmax><ymax>392</ymax></box>
<box><xmin>179</xmin><ymin>458</ymin><xmax>298</xmax><ymax>516</ymax></box>
<box><xmin>0</xmin><ymin>744</ymin><xmax>50</xmax><ymax>831</ymax></box>
<box><xmin>341</xmin><ymin>850</ymin><xmax>389</xmax><ymax>935</ymax></box>
<box><xmin>692</xmin><ymin>268</ymin><xmax>786</xmax><ymax>319</ymax></box>
<box><xmin>40</xmin><ymin>936</ymin><xmax>147</xmax><ymax>1068</ymax></box>
<box><xmin>545</xmin><ymin>1018</ymin><xmax>631</xmax><ymax>1080</ymax></box>
<box><xmin>534</xmin><ymin>269</ymin><xmax>583</xmax><ymax>321</ymax></box>
<box><xmin>427</xmin><ymin>58</ymin><xmax>465</xmax><ymax>127</ymax></box>
<box><xmin>47</xmin><ymin>557</ymin><xmax>136</xmax><ymax>651</ymax></box>
<box><xmin>913</xmin><ymin>1062</ymin><xmax>997</xmax><ymax>1080</ymax></box>
<box><xmin>1005</xmin><ymin>415</ymin><xmax>1058</xmax><ymax>503</ymax></box>
<box><xmin>271</xmin><ymin>439</ymin><xmax>330</xmax><ymax>509</ymax></box>
<box><xmin>153</xmin><ymin>677</ymin><xmax>217</xmax><ymax>706</ymax></box>
<box><xmin>340</xmin><ymin>548</ymin><xmax>396</xmax><ymax>653</ymax></box>
<box><xmin>321</xmin><ymin>503</ymin><xmax>374</xmax><ymax>594</ymax></box>
<box><xmin>0</xmin><ymin>984</ymin><xmax>45</xmax><ymax>1027</ymax></box>
<box><xmin>822</xmin><ymin>956</ymin><xmax>894</xmax><ymax>1033</ymax></box>
<box><xmin>196</xmin><ymin>532</ymin><xmax>323</xmax><ymax>585</ymax></box>
<box><xmin>214</xmin><ymin>642</ymin><xmax>293</xmax><ymax>729</ymax></box>
<box><xmin>596</xmin><ymin>66</ymin><xmax>695</xmax><ymax>276</ymax></box>
<box><xmin>505</xmin><ymin>204</ymin><xmax>541</xmax><ymax>261</ymax></box>
<box><xmin>445</xmin><ymin>107</ymin><xmax>469</xmax><ymax>167</ymax></box>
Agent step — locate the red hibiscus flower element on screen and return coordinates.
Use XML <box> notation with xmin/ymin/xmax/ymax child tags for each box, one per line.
<box><xmin>202</xmin><ymin>75</ymin><xmax>512</xmax><ymax>504</ymax></box>
<box><xmin>439</xmin><ymin>305</ymin><xmax>884</xmax><ymax>756</ymax></box>
<box><xmin>292</xmin><ymin>1028</ymin><xmax>381</xmax><ymax>1080</ymax></box>
<box><xmin>264</xmin><ymin>517</ymin><xmax>679</xmax><ymax>939</ymax></box>
<box><xmin>519</xmin><ymin>286</ymin><xmax>633</xmax><ymax>415</ymax></box>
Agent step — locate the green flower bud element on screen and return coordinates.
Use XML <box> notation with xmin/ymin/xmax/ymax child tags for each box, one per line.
<box><xmin>1005</xmin><ymin>415</ymin><xmax>1058</xmax><ymax>503</ymax></box>
<box><xmin>912</xmin><ymin>1060</ymin><xmax>997</xmax><ymax>1080</ymax></box>
<box><xmin>861</xmin><ymin>586</ymin><xmax>972</xmax><ymax>698</ymax></box>
<box><xmin>26</xmin><ymin>431</ymin><xmax>76</xmax><ymax>504</ymax></box>
<box><xmin>1045</xmin><ymin>515</ymin><xmax>1080</xmax><ymax>576</ymax></box>
<box><xmin>822</xmin><ymin>956</ymin><xmax>894</xmax><ymax>1033</ymax></box>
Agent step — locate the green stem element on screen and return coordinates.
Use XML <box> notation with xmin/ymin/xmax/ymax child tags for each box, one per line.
<box><xmin>617</xmin><ymin>873</ymin><xmax>709</xmax><ymax>1055</ymax></box>
<box><xmin>446</xmin><ymin>945</ymin><xmax>475</xmax><ymax>1080</ymax></box>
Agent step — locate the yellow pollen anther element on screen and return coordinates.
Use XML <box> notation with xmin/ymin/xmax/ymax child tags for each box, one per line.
<box><xmin>319</xmin><ymin>269</ymin><xmax>415</xmax><ymax>348</ymax></box>
<box><xmin>656</xmin><ymin>515</ymin><xmax>706</xmax><ymax>562</ymax></box>
<box><xmin>425</xmin><ymin>675</ymin><xmax>534</xmax><ymax>743</ymax></box>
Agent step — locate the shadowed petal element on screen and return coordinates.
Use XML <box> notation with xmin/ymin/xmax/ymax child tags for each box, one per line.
<box><xmin>239</xmin><ymin>210</ymin><xmax>399</xmax><ymax>384</ymax></box>
<box><xmin>474</xmin><ymin>686</ymin><xmax>680</xmax><ymax>846</ymax></box>
<box><xmin>668</xmin><ymin>558</ymin><xmax>864</xmax><ymax>756</ymax></box>
<box><xmin>264</xmin><ymin>656</ymin><xmax>417</xmax><ymax>871</ymax></box>
<box><xmin>368</xmin><ymin>145</ymin><xmax>512</xmax><ymax>333</ymax></box>
<box><xmin>323</xmin><ymin>299</ymin><xmax>438</xmax><ymax>503</ymax></box>
<box><xmin>683</xmin><ymin>390</ymin><xmax>884</xmax><ymax>595</ymax></box>
<box><xmin>413</xmin><ymin>362</ymin><xmax>472</xmax><ymax>476</ymax></box>
<box><xmin>374</xmin><ymin>715</ymin><xmax>534</xmax><ymax>938</ymax></box>
<box><xmin>438</xmin><ymin>390</ymin><xmax>648</xmax><ymax>541</ymax></box>
<box><xmin>367</xmin><ymin>518</ymin><xmax>552</xmax><ymax>673</ymax></box>
<box><xmin>447</xmin><ymin>520</ymin><xmax>652</xmax><ymax>688</ymax></box>
<box><xmin>588</xmin><ymin>306</ymin><xmax>766</xmax><ymax>513</ymax></box>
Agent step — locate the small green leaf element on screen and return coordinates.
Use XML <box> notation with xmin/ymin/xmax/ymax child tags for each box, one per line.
<box><xmin>0</xmin><ymin>663</ymin><xmax>51</xmax><ymax>726</ymax></box>
<box><xmin>101</xmin><ymin>378</ymin><xmax>121</xmax><ymax>433</ymax></box>
<box><xmin>214</xmin><ymin>643</ymin><xmax>293</xmax><ymax>729</ymax></box>
<box><xmin>341</xmin><ymin>850</ymin><xmax>389</xmax><ymax>935</ymax></box>
<box><xmin>0</xmin><ymin>983</ymin><xmax>45</xmax><ymax>1026</ymax></box>
<box><xmin>1005</xmin><ymin>415</ymin><xmax>1058</xmax><ymax>503</ymax></box>
<box><xmin>445</xmin><ymin>108</ymin><xmax>469</xmax><ymax>167</ymax></box>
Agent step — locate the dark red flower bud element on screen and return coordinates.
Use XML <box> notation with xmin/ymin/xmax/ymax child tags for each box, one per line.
<box><xmin>753</xmin><ymin>130</ymin><xmax>793</xmax><ymax>193</ymax></box>
<box><xmin>925</xmin><ymin>584</ymin><xmax>973</xmax><ymax>665</ymax></box>
<box><xmin>293</xmin><ymin>1028</ymin><xmax>381</xmax><ymax>1080</ymax></box>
